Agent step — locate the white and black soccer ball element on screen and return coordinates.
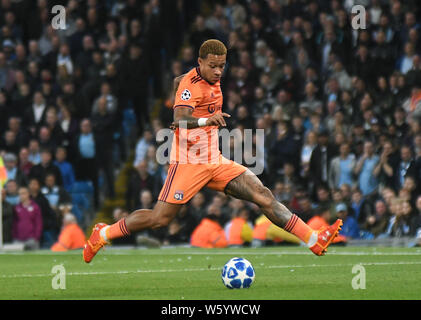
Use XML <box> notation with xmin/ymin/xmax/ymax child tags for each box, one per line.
<box><xmin>221</xmin><ymin>257</ymin><xmax>255</xmax><ymax>289</ymax></box>
<box><xmin>180</xmin><ymin>89</ymin><xmax>191</xmax><ymax>101</ymax></box>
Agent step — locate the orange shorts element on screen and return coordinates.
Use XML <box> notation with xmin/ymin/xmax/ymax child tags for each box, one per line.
<box><xmin>158</xmin><ymin>155</ymin><xmax>247</xmax><ymax>204</ymax></box>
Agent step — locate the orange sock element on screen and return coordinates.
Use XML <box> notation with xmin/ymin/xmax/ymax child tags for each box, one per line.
<box><xmin>104</xmin><ymin>219</ymin><xmax>130</xmax><ymax>241</ymax></box>
<box><xmin>284</xmin><ymin>214</ymin><xmax>315</xmax><ymax>244</ymax></box>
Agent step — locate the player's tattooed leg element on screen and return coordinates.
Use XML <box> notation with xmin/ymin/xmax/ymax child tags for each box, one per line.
<box><xmin>125</xmin><ymin>201</ymin><xmax>181</xmax><ymax>232</ymax></box>
<box><xmin>224</xmin><ymin>169</ymin><xmax>292</xmax><ymax>228</ymax></box>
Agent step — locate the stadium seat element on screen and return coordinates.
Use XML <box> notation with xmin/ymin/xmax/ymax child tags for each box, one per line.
<box><xmin>70</xmin><ymin>181</ymin><xmax>95</xmax><ymax>225</ymax></box>
<box><xmin>122</xmin><ymin>108</ymin><xmax>137</xmax><ymax>137</ymax></box>
<box><xmin>71</xmin><ymin>181</ymin><xmax>94</xmax><ymax>194</ymax></box>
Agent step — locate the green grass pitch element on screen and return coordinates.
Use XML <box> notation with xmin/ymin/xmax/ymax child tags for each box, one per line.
<box><xmin>1</xmin><ymin>246</ymin><xmax>420</xmax><ymax>300</ymax></box>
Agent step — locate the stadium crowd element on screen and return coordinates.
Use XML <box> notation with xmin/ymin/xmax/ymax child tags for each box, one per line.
<box><xmin>1</xmin><ymin>0</ymin><xmax>421</xmax><ymax>250</ymax></box>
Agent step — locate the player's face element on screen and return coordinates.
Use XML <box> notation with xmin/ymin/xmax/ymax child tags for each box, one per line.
<box><xmin>198</xmin><ymin>54</ymin><xmax>226</xmax><ymax>84</ymax></box>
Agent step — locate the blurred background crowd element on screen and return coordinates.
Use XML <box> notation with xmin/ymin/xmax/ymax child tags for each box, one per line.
<box><xmin>1</xmin><ymin>0</ymin><xmax>421</xmax><ymax>250</ymax></box>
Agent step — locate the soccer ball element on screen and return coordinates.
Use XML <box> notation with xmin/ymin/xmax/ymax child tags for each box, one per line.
<box><xmin>180</xmin><ymin>89</ymin><xmax>191</xmax><ymax>101</ymax></box>
<box><xmin>221</xmin><ymin>257</ymin><xmax>255</xmax><ymax>289</ymax></box>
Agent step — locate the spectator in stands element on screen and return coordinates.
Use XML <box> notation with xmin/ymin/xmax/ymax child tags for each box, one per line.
<box><xmin>91</xmin><ymin>82</ymin><xmax>118</xmax><ymax>116</ymax></box>
<box><xmin>362</xmin><ymin>199</ymin><xmax>390</xmax><ymax>238</ymax></box>
<box><xmin>91</xmin><ymin>96</ymin><xmax>115</xmax><ymax>198</ymax></box>
<box><xmin>224</xmin><ymin>208</ymin><xmax>253</xmax><ymax>247</ymax></box>
<box><xmin>18</xmin><ymin>147</ymin><xmax>33</xmax><ymax>177</ymax></box>
<box><xmin>165</xmin><ymin>206</ymin><xmax>198</xmax><ymax>244</ymax></box>
<box><xmin>398</xmin><ymin>42</ymin><xmax>416</xmax><ymax>75</ymax></box>
<box><xmin>41</xmin><ymin>173</ymin><xmax>71</xmax><ymax>214</ymax></box>
<box><xmin>73</xmin><ymin>118</ymin><xmax>99</xmax><ymax>208</ymax></box>
<box><xmin>413</xmin><ymin>195</ymin><xmax>421</xmax><ymax>241</ymax></box>
<box><xmin>51</xmin><ymin>213</ymin><xmax>85</xmax><ymax>252</ymax></box>
<box><xmin>328</xmin><ymin>142</ymin><xmax>356</xmax><ymax>189</ymax></box>
<box><xmin>1</xmin><ymin>187</ymin><xmax>13</xmax><ymax>244</ymax></box>
<box><xmin>12</xmin><ymin>186</ymin><xmax>43</xmax><ymax>250</ymax></box>
<box><xmin>307</xmin><ymin>206</ymin><xmax>331</xmax><ymax>231</ymax></box>
<box><xmin>296</xmin><ymin>195</ymin><xmax>315</xmax><ymax>222</ymax></box>
<box><xmin>43</xmin><ymin>108</ymin><xmax>65</xmax><ymax>147</ymax></box>
<box><xmin>144</xmin><ymin>145</ymin><xmax>161</xmax><ymax>176</ymax></box>
<box><xmin>300</xmin><ymin>130</ymin><xmax>318</xmax><ymax>177</ymax></box>
<box><xmin>133</xmin><ymin>128</ymin><xmax>154</xmax><ymax>167</ymax></box>
<box><xmin>23</xmin><ymin>91</ymin><xmax>47</xmax><ymax>134</ymax></box>
<box><xmin>29</xmin><ymin>148</ymin><xmax>63</xmax><ymax>187</ymax></box>
<box><xmin>395</xmin><ymin>145</ymin><xmax>416</xmax><ymax>190</ymax></box>
<box><xmin>1</xmin><ymin>130</ymin><xmax>19</xmax><ymax>155</ymax></box>
<box><xmin>188</xmin><ymin>192</ymin><xmax>207</xmax><ymax>225</ymax></box>
<box><xmin>190</xmin><ymin>204</ymin><xmax>228</xmax><ymax>248</ymax></box>
<box><xmin>354</xmin><ymin>140</ymin><xmax>380</xmax><ymax>197</ymax></box>
<box><xmin>210</xmin><ymin>193</ymin><xmax>231</xmax><ymax>226</ymax></box>
<box><xmin>300</xmin><ymin>82</ymin><xmax>323</xmax><ymax>113</ymax></box>
<box><xmin>180</xmin><ymin>46</ymin><xmax>196</xmax><ymax>74</ymax></box>
<box><xmin>278</xmin><ymin>161</ymin><xmax>303</xmax><ymax>189</ymax></box>
<box><xmin>54</xmin><ymin>146</ymin><xmax>75</xmax><ymax>193</ymax></box>
<box><xmin>374</xmin><ymin>140</ymin><xmax>399</xmax><ymax>191</ymax></box>
<box><xmin>28</xmin><ymin>139</ymin><xmax>41</xmax><ymax>165</ymax></box>
<box><xmin>3</xmin><ymin>152</ymin><xmax>27</xmax><ymax>186</ymax></box>
<box><xmin>309</xmin><ymin>129</ymin><xmax>336</xmax><ymax>194</ymax></box>
<box><xmin>8</xmin><ymin>117</ymin><xmax>29</xmax><ymax>149</ymax></box>
<box><xmin>58</xmin><ymin>105</ymin><xmax>79</xmax><ymax>151</ymax></box>
<box><xmin>313</xmin><ymin>183</ymin><xmax>331</xmax><ymax>209</ymax></box>
<box><xmin>118</xmin><ymin>42</ymin><xmax>150</xmax><ymax>133</ymax></box>
<box><xmin>4</xmin><ymin>179</ymin><xmax>19</xmax><ymax>206</ymax></box>
<box><xmin>37</xmin><ymin>126</ymin><xmax>58</xmax><ymax>152</ymax></box>
<box><xmin>28</xmin><ymin>177</ymin><xmax>58</xmax><ymax>247</ymax></box>
<box><xmin>269</xmin><ymin>121</ymin><xmax>301</xmax><ymax>176</ymax></box>
<box><xmin>336</xmin><ymin>202</ymin><xmax>360</xmax><ymax>240</ymax></box>
<box><xmin>383</xmin><ymin>199</ymin><xmax>412</xmax><ymax>238</ymax></box>
<box><xmin>350</xmin><ymin>188</ymin><xmax>373</xmax><ymax>226</ymax></box>
<box><xmin>126</xmin><ymin>161</ymin><xmax>157</xmax><ymax>212</ymax></box>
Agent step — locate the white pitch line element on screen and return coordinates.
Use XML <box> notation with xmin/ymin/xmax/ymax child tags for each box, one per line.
<box><xmin>1</xmin><ymin>261</ymin><xmax>421</xmax><ymax>279</ymax></box>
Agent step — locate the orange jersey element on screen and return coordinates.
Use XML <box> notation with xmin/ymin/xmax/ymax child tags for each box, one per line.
<box><xmin>157</xmin><ymin>67</ymin><xmax>247</xmax><ymax>205</ymax></box>
<box><xmin>51</xmin><ymin>223</ymin><xmax>86</xmax><ymax>251</ymax></box>
<box><xmin>172</xmin><ymin>67</ymin><xmax>223</xmax><ymax>164</ymax></box>
<box><xmin>190</xmin><ymin>218</ymin><xmax>227</xmax><ymax>248</ymax></box>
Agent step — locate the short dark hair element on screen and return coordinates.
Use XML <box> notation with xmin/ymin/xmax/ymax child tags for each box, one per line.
<box><xmin>199</xmin><ymin>39</ymin><xmax>227</xmax><ymax>59</ymax></box>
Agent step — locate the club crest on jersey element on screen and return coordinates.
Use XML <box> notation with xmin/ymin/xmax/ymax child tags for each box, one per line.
<box><xmin>180</xmin><ymin>89</ymin><xmax>191</xmax><ymax>101</ymax></box>
<box><xmin>208</xmin><ymin>103</ymin><xmax>216</xmax><ymax>113</ymax></box>
<box><xmin>174</xmin><ymin>190</ymin><xmax>184</xmax><ymax>200</ymax></box>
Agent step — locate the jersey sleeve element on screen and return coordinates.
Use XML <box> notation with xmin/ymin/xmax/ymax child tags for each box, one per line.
<box><xmin>173</xmin><ymin>77</ymin><xmax>202</xmax><ymax>110</ymax></box>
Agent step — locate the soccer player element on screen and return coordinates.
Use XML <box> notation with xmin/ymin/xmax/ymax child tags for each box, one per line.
<box><xmin>83</xmin><ymin>39</ymin><xmax>342</xmax><ymax>263</ymax></box>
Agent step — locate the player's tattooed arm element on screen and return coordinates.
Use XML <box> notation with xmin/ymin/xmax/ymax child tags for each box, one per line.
<box><xmin>171</xmin><ymin>107</ymin><xmax>232</xmax><ymax>129</ymax></box>
<box><xmin>172</xmin><ymin>107</ymin><xmax>202</xmax><ymax>129</ymax></box>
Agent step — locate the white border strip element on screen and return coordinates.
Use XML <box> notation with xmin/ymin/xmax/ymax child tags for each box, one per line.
<box><xmin>2</xmin><ymin>261</ymin><xmax>421</xmax><ymax>279</ymax></box>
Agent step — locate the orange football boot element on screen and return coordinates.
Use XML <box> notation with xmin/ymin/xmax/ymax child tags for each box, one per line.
<box><xmin>83</xmin><ymin>223</ymin><xmax>109</xmax><ymax>263</ymax></box>
<box><xmin>309</xmin><ymin>219</ymin><xmax>343</xmax><ymax>256</ymax></box>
